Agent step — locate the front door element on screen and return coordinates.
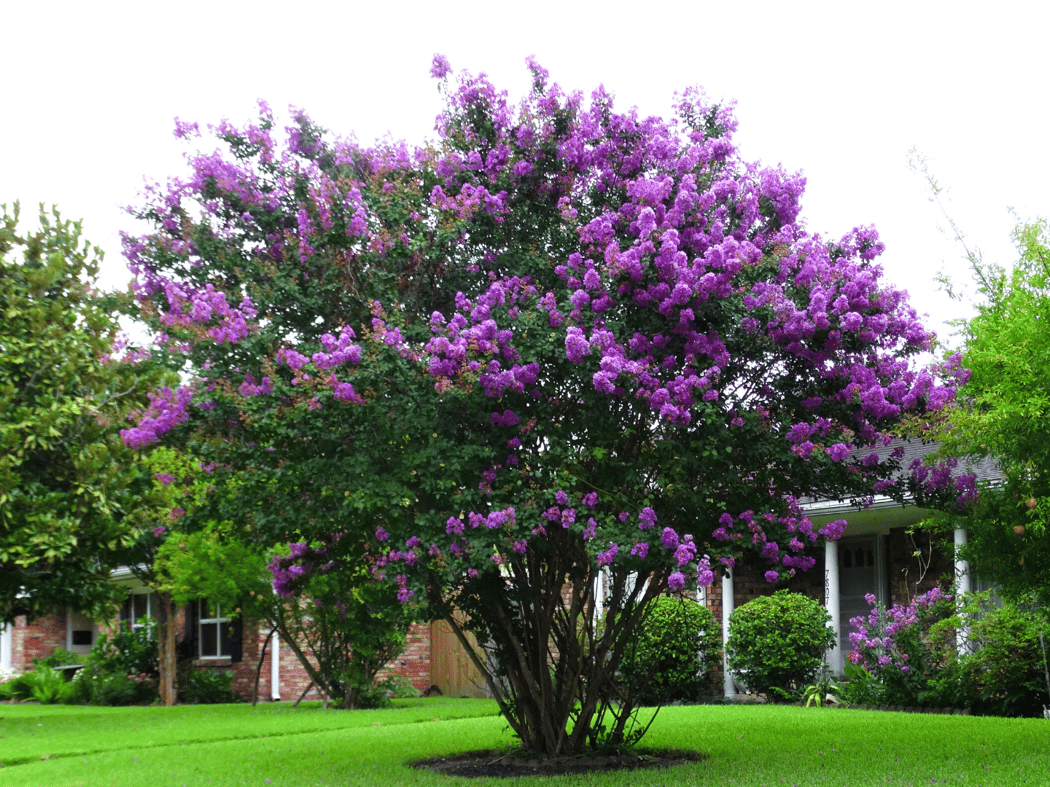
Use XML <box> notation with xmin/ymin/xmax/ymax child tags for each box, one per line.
<box><xmin>838</xmin><ymin>536</ymin><xmax>880</xmax><ymax>658</ymax></box>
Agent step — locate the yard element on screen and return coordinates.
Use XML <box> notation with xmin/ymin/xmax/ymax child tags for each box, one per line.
<box><xmin>1</xmin><ymin>699</ymin><xmax>1047</xmax><ymax>786</ymax></box>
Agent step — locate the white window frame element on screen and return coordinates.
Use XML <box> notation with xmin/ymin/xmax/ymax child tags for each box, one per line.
<box><xmin>126</xmin><ymin>590</ymin><xmax>156</xmax><ymax>632</ymax></box>
<box><xmin>198</xmin><ymin>600</ymin><xmax>234</xmax><ymax>659</ymax></box>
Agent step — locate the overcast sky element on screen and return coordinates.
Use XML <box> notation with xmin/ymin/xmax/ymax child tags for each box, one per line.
<box><xmin>3</xmin><ymin>0</ymin><xmax>1045</xmax><ymax>352</ymax></box>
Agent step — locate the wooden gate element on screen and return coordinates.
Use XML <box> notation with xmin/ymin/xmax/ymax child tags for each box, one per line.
<box><xmin>430</xmin><ymin>614</ymin><xmax>489</xmax><ymax>698</ymax></box>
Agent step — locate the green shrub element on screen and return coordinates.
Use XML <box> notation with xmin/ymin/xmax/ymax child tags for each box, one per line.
<box><xmin>727</xmin><ymin>590</ymin><xmax>835</xmax><ymax>700</ymax></box>
<box><xmin>74</xmin><ymin>621</ymin><xmax>161</xmax><ymax>705</ymax></box>
<box><xmin>90</xmin><ymin>621</ymin><xmax>159</xmax><ymax>678</ymax></box>
<box><xmin>924</xmin><ymin>593</ymin><xmax>1050</xmax><ymax>717</ymax></box>
<box><xmin>1</xmin><ymin>673</ymin><xmax>35</xmax><ymax>701</ymax></box>
<box><xmin>180</xmin><ymin>670</ymin><xmax>238</xmax><ymax>704</ymax></box>
<box><xmin>27</xmin><ymin>664</ymin><xmax>68</xmax><ymax>704</ymax></box>
<box><xmin>380</xmin><ymin>674</ymin><xmax>421</xmax><ymax>699</ymax></box>
<box><xmin>91</xmin><ymin>674</ymin><xmax>154</xmax><ymax>706</ymax></box>
<box><xmin>619</xmin><ymin>596</ymin><xmax>718</xmax><ymax>705</ymax></box>
<box><xmin>0</xmin><ymin>663</ymin><xmax>84</xmax><ymax>705</ymax></box>
<box><xmin>40</xmin><ymin>647</ymin><xmax>82</xmax><ymax>668</ymax></box>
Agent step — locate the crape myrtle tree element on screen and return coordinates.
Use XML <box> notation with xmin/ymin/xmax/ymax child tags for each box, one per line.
<box><xmin>121</xmin><ymin>56</ymin><xmax>961</xmax><ymax>754</ymax></box>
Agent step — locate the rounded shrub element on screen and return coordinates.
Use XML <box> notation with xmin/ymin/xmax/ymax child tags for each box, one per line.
<box><xmin>727</xmin><ymin>590</ymin><xmax>835</xmax><ymax>699</ymax></box>
<box><xmin>620</xmin><ymin>596</ymin><xmax>718</xmax><ymax>705</ymax></box>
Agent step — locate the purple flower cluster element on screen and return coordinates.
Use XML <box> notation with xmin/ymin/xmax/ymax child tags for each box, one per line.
<box><xmin>121</xmin><ymin>386</ymin><xmax>194</xmax><ymax>448</ymax></box>
<box><xmin>848</xmin><ymin>588</ymin><xmax>951</xmax><ymax>674</ymax></box>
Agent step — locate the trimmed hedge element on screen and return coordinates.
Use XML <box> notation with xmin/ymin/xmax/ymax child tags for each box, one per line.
<box><xmin>620</xmin><ymin>596</ymin><xmax>719</xmax><ymax>705</ymax></box>
<box><xmin>727</xmin><ymin>590</ymin><xmax>835</xmax><ymax>699</ymax></box>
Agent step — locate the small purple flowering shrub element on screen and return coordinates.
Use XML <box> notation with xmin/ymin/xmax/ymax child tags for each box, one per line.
<box><xmin>843</xmin><ymin>587</ymin><xmax>953</xmax><ymax>707</ymax></box>
<box><xmin>268</xmin><ymin>541</ymin><xmax>413</xmax><ymax>710</ymax></box>
<box><xmin>727</xmin><ymin>590</ymin><xmax>836</xmax><ymax>699</ymax></box>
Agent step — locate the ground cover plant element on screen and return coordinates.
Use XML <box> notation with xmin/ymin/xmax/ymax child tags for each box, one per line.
<box><xmin>1</xmin><ymin>699</ymin><xmax>1048</xmax><ymax>786</ymax></box>
<box><xmin>119</xmin><ymin>53</ymin><xmax>966</xmax><ymax>756</ymax></box>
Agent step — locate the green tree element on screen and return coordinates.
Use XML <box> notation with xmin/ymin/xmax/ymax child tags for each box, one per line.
<box><xmin>0</xmin><ymin>203</ymin><xmax>163</xmax><ymax>625</ymax></box>
<box><xmin>918</xmin><ymin>217</ymin><xmax>1050</xmax><ymax>601</ymax></box>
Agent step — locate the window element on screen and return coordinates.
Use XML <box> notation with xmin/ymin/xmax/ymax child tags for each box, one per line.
<box><xmin>198</xmin><ymin>600</ymin><xmax>236</xmax><ymax>659</ymax></box>
<box><xmin>122</xmin><ymin>591</ymin><xmax>156</xmax><ymax>631</ymax></box>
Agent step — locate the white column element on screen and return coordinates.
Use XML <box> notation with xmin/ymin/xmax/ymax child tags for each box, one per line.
<box><xmin>722</xmin><ymin>567</ymin><xmax>735</xmax><ymax>699</ymax></box>
<box><xmin>954</xmin><ymin>528</ymin><xmax>971</xmax><ymax>651</ymax></box>
<box><xmin>0</xmin><ymin>623</ymin><xmax>11</xmax><ymax>675</ymax></box>
<box><xmin>270</xmin><ymin>629</ymin><xmax>281</xmax><ymax>701</ymax></box>
<box><xmin>697</xmin><ymin>582</ymin><xmax>708</xmax><ymax>671</ymax></box>
<box><xmin>825</xmin><ymin>539</ymin><xmax>842</xmax><ymax>675</ymax></box>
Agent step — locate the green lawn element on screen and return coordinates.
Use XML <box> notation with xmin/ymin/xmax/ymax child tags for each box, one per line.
<box><xmin>0</xmin><ymin>699</ymin><xmax>1047</xmax><ymax>786</ymax></box>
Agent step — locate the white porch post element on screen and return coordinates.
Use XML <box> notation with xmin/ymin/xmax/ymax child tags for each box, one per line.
<box><xmin>697</xmin><ymin>583</ymin><xmax>708</xmax><ymax>671</ymax></box>
<box><xmin>270</xmin><ymin>629</ymin><xmax>281</xmax><ymax>700</ymax></box>
<box><xmin>825</xmin><ymin>539</ymin><xmax>842</xmax><ymax>675</ymax></box>
<box><xmin>722</xmin><ymin>567</ymin><xmax>735</xmax><ymax>699</ymax></box>
<box><xmin>0</xmin><ymin>623</ymin><xmax>11</xmax><ymax>675</ymax></box>
<box><xmin>954</xmin><ymin>528</ymin><xmax>971</xmax><ymax>651</ymax></box>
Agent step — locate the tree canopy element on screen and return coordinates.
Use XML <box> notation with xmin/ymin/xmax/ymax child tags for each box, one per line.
<box><xmin>0</xmin><ymin>203</ymin><xmax>164</xmax><ymax>624</ymax></box>
<box><xmin>121</xmin><ymin>57</ymin><xmax>958</xmax><ymax>753</ymax></box>
<box><xmin>921</xmin><ymin>218</ymin><xmax>1050</xmax><ymax>600</ymax></box>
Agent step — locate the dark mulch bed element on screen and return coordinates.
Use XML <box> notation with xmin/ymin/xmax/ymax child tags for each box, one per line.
<box><xmin>411</xmin><ymin>748</ymin><xmax>707</xmax><ymax>778</ymax></box>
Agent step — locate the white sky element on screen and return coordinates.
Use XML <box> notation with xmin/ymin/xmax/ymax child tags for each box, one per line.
<box><xmin>3</xmin><ymin>0</ymin><xmax>1046</xmax><ymax>353</ymax></box>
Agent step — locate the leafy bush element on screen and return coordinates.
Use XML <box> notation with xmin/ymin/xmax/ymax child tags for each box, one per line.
<box><xmin>727</xmin><ymin>590</ymin><xmax>835</xmax><ymax>699</ymax></box>
<box><xmin>380</xmin><ymin>674</ymin><xmax>421</xmax><ymax>699</ymax></box>
<box><xmin>74</xmin><ymin>621</ymin><xmax>161</xmax><ymax>705</ymax></box>
<box><xmin>0</xmin><ymin>664</ymin><xmax>84</xmax><ymax>705</ymax></box>
<box><xmin>620</xmin><ymin>596</ymin><xmax>718</xmax><ymax>705</ymax></box>
<box><xmin>180</xmin><ymin>670</ymin><xmax>238</xmax><ymax>704</ymax></box>
<box><xmin>90</xmin><ymin>674</ymin><xmax>155</xmax><ymax>706</ymax></box>
<box><xmin>40</xmin><ymin>647</ymin><xmax>82</xmax><ymax>668</ymax></box>
<box><xmin>924</xmin><ymin>592</ymin><xmax>1050</xmax><ymax>717</ymax></box>
<box><xmin>91</xmin><ymin>621</ymin><xmax>160</xmax><ymax>678</ymax></box>
<box><xmin>1</xmin><ymin>672</ymin><xmax>35</xmax><ymax>701</ymax></box>
<box><xmin>26</xmin><ymin>664</ymin><xmax>70</xmax><ymax>704</ymax></box>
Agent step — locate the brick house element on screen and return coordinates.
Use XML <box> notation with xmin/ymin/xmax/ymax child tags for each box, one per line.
<box><xmin>1</xmin><ymin>568</ymin><xmax>443</xmax><ymax>701</ymax></box>
<box><xmin>2</xmin><ymin>441</ymin><xmax>996</xmax><ymax>701</ymax></box>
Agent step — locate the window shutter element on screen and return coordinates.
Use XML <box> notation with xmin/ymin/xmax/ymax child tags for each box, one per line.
<box><xmin>229</xmin><ymin>616</ymin><xmax>243</xmax><ymax>663</ymax></box>
<box><xmin>178</xmin><ymin>602</ymin><xmax>197</xmax><ymax>659</ymax></box>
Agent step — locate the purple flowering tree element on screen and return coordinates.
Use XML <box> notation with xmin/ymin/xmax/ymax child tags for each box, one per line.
<box><xmin>121</xmin><ymin>57</ymin><xmax>959</xmax><ymax>753</ymax></box>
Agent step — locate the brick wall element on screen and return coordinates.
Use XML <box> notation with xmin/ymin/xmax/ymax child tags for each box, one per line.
<box><xmin>377</xmin><ymin>622</ymin><xmax>433</xmax><ymax>692</ymax></box>
<box><xmin>11</xmin><ymin>609</ymin><xmax>66</xmax><ymax>672</ymax></box>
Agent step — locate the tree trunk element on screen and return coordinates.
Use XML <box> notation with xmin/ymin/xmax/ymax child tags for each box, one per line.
<box><xmin>155</xmin><ymin>591</ymin><xmax>179</xmax><ymax>706</ymax></box>
<box><xmin>435</xmin><ymin>530</ymin><xmax>670</xmax><ymax>756</ymax></box>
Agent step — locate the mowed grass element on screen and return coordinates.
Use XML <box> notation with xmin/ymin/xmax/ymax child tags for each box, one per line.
<box><xmin>1</xmin><ymin>699</ymin><xmax>1047</xmax><ymax>786</ymax></box>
